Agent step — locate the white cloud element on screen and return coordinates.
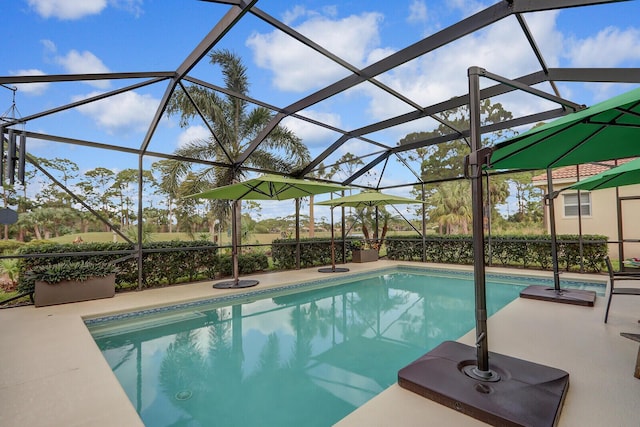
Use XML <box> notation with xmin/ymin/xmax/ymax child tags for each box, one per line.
<box><xmin>247</xmin><ymin>10</ymin><xmax>383</xmax><ymax>92</ymax></box>
<box><xmin>111</xmin><ymin>0</ymin><xmax>144</xmax><ymax>18</ymax></box>
<box><xmin>566</xmin><ymin>26</ymin><xmax>640</xmax><ymax>67</ymax></box>
<box><xmin>177</xmin><ymin>125</ymin><xmax>210</xmax><ymax>149</ymax></box>
<box><xmin>41</xmin><ymin>39</ymin><xmax>57</xmax><ymax>54</ymax></box>
<box><xmin>407</xmin><ymin>0</ymin><xmax>428</xmax><ymax>25</ymax></box>
<box><xmin>360</xmin><ymin>12</ymin><xmax>564</xmax><ymax>130</ymax></box>
<box><xmin>10</xmin><ymin>69</ymin><xmax>50</xmax><ymax>95</ymax></box>
<box><xmin>55</xmin><ymin>49</ymin><xmax>111</xmax><ymax>89</ymax></box>
<box><xmin>282</xmin><ymin>5</ymin><xmax>308</xmax><ymax>25</ymax></box>
<box><xmin>247</xmin><ymin>6</ymin><xmax>567</xmax><ymax>144</ymax></box>
<box><xmin>28</xmin><ymin>0</ymin><xmax>107</xmax><ymax>20</ymax></box>
<box><xmin>74</xmin><ymin>91</ymin><xmax>160</xmax><ymax>135</ymax></box>
<box><xmin>448</xmin><ymin>0</ymin><xmax>490</xmax><ymax>18</ymax></box>
<box><xmin>281</xmin><ymin>110</ymin><xmax>342</xmax><ymax>147</ymax></box>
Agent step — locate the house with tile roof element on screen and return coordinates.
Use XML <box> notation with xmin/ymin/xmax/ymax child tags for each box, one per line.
<box><xmin>532</xmin><ymin>159</ymin><xmax>640</xmax><ymax>261</ymax></box>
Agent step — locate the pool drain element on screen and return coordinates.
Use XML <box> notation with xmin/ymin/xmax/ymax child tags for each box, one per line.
<box><xmin>175</xmin><ymin>390</ymin><xmax>193</xmax><ymax>401</ymax></box>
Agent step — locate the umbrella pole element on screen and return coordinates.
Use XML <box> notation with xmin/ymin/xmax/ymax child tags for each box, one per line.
<box><xmin>318</xmin><ymin>204</ymin><xmax>348</xmax><ymax>273</ymax></box>
<box><xmin>232</xmin><ymin>199</ymin><xmax>239</xmax><ymax>284</ymax></box>
<box><xmin>330</xmin><ymin>207</ymin><xmax>336</xmax><ymax>270</ymax></box>
<box><xmin>213</xmin><ymin>198</ymin><xmax>259</xmax><ymax>288</ymax></box>
<box><xmin>398</xmin><ymin>67</ymin><xmax>570</xmax><ymax>427</ymax></box>
<box><xmin>466</xmin><ymin>67</ymin><xmax>498</xmax><ymax>380</ymax></box>
<box><xmin>547</xmin><ymin>170</ymin><xmax>562</xmax><ymax>291</ymax></box>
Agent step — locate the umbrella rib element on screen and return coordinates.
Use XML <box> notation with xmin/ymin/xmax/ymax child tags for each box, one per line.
<box><xmin>591</xmin><ymin>174</ymin><xmax>620</xmax><ymax>190</ymax></box>
<box><xmin>280</xmin><ymin>184</ymin><xmax>307</xmax><ymax>198</ymax></box>
<box><xmin>547</xmin><ymin>127</ymin><xmax>607</xmax><ymax>168</ymax></box>
<box><xmin>586</xmin><ymin>121</ymin><xmax>640</xmax><ymax>128</ymax></box>
<box><xmin>549</xmin><ymin>107</ymin><xmax>634</xmax><ymax>167</ymax></box>
<box><xmin>615</xmin><ymin>102</ymin><xmax>640</xmax><ymax>118</ymax></box>
<box><xmin>549</xmin><ymin>103</ymin><xmax>638</xmax><ymax>167</ymax></box>
<box><xmin>492</xmin><ymin>121</ymin><xmax>578</xmax><ymax>166</ymax></box>
<box><xmin>242</xmin><ymin>182</ymin><xmax>271</xmax><ymax>199</ymax></box>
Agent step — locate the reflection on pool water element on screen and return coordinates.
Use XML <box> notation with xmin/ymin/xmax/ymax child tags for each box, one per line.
<box><xmin>86</xmin><ymin>267</ymin><xmax>605</xmax><ymax>427</ymax></box>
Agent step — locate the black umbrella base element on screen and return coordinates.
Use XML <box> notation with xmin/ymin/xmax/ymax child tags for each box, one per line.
<box><xmin>213</xmin><ymin>279</ymin><xmax>259</xmax><ymax>289</ymax></box>
<box><xmin>519</xmin><ymin>285</ymin><xmax>596</xmax><ymax>307</ymax></box>
<box><xmin>398</xmin><ymin>341</ymin><xmax>569</xmax><ymax>427</ymax></box>
<box><xmin>318</xmin><ymin>267</ymin><xmax>350</xmax><ymax>273</ymax></box>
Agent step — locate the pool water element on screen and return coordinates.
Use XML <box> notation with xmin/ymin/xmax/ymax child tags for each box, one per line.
<box><xmin>87</xmin><ymin>267</ymin><xmax>604</xmax><ymax>427</ymax></box>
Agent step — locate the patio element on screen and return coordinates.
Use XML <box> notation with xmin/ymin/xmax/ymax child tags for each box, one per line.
<box><xmin>0</xmin><ymin>261</ymin><xmax>638</xmax><ymax>427</ymax></box>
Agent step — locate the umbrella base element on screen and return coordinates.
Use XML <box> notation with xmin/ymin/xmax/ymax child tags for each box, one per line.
<box><xmin>398</xmin><ymin>340</ymin><xmax>569</xmax><ymax>427</ymax></box>
<box><xmin>213</xmin><ymin>279</ymin><xmax>259</xmax><ymax>289</ymax></box>
<box><xmin>519</xmin><ymin>285</ymin><xmax>596</xmax><ymax>307</ymax></box>
<box><xmin>318</xmin><ymin>267</ymin><xmax>350</xmax><ymax>273</ymax></box>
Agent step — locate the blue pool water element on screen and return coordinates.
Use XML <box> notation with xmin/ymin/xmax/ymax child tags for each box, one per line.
<box><xmin>86</xmin><ymin>267</ymin><xmax>605</xmax><ymax>427</ymax></box>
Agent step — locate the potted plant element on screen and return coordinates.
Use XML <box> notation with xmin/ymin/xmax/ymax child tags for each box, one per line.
<box><xmin>351</xmin><ymin>240</ymin><xmax>379</xmax><ymax>263</ymax></box>
<box><xmin>25</xmin><ymin>260</ymin><xmax>118</xmax><ymax>307</ymax></box>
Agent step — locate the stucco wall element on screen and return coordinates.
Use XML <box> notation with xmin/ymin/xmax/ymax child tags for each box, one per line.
<box><xmin>541</xmin><ymin>183</ymin><xmax>640</xmax><ymax>260</ymax></box>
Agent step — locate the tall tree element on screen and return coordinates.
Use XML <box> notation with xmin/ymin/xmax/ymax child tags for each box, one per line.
<box><xmin>77</xmin><ymin>167</ymin><xmax>117</xmax><ymax>231</ymax></box>
<box><xmin>152</xmin><ymin>160</ymin><xmax>181</xmax><ymax>233</ymax></box>
<box><xmin>111</xmin><ymin>168</ymin><xmax>156</xmax><ymax>229</ymax></box>
<box><xmin>428</xmin><ymin>181</ymin><xmax>472</xmax><ymax>234</ymax></box>
<box><xmin>402</xmin><ymin>101</ymin><xmax>515</xmax><ymax>231</ymax></box>
<box><xmin>164</xmin><ymin>49</ymin><xmax>310</xmax><ymax>243</ymax></box>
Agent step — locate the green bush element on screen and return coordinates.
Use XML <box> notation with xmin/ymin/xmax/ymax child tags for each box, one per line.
<box><xmin>272</xmin><ymin>238</ymin><xmax>353</xmax><ymax>269</ymax></box>
<box><xmin>24</xmin><ymin>260</ymin><xmax>117</xmax><ymax>285</ymax></box>
<box><xmin>0</xmin><ymin>240</ymin><xmax>24</xmax><ymax>254</ymax></box>
<box><xmin>386</xmin><ymin>234</ymin><xmax>608</xmax><ymax>273</ymax></box>
<box><xmin>217</xmin><ymin>253</ymin><xmax>269</xmax><ymax>276</ymax></box>
<box><xmin>16</xmin><ymin>240</ymin><xmax>219</xmax><ymax>292</ymax></box>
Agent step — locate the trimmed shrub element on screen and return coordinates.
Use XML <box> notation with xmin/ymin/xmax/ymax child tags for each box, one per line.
<box><xmin>22</xmin><ymin>261</ymin><xmax>118</xmax><ymax>292</ymax></box>
<box><xmin>217</xmin><ymin>252</ymin><xmax>269</xmax><ymax>276</ymax></box>
<box><xmin>271</xmin><ymin>238</ymin><xmax>354</xmax><ymax>269</ymax></box>
<box><xmin>16</xmin><ymin>240</ymin><xmax>219</xmax><ymax>292</ymax></box>
<box><xmin>385</xmin><ymin>234</ymin><xmax>607</xmax><ymax>273</ymax></box>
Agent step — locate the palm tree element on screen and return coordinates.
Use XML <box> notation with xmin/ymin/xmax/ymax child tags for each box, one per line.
<box><xmin>428</xmin><ymin>181</ymin><xmax>472</xmax><ymax>234</ymax></box>
<box><xmin>164</xmin><ymin>49</ymin><xmax>310</xmax><ymax>243</ymax></box>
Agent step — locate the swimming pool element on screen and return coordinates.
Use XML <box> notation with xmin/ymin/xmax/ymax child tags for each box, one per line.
<box><xmin>86</xmin><ymin>266</ymin><xmax>605</xmax><ymax>427</ymax></box>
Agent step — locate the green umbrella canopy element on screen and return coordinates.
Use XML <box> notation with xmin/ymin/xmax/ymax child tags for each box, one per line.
<box><xmin>567</xmin><ymin>157</ymin><xmax>640</xmax><ymax>191</ymax></box>
<box><xmin>185</xmin><ymin>174</ymin><xmax>351</xmax><ymax>201</ymax></box>
<box><xmin>315</xmin><ymin>191</ymin><xmax>425</xmax><ymax>207</ymax></box>
<box><xmin>489</xmin><ymin>87</ymin><xmax>640</xmax><ymax>171</ymax></box>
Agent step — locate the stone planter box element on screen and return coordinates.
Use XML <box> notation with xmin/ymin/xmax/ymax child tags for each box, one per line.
<box><xmin>352</xmin><ymin>249</ymin><xmax>379</xmax><ymax>263</ymax></box>
<box><xmin>34</xmin><ymin>274</ymin><xmax>116</xmax><ymax>307</ymax></box>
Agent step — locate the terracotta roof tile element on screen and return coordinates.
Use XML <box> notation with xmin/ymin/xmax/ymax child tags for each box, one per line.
<box><xmin>531</xmin><ymin>158</ymin><xmax>636</xmax><ymax>182</ymax></box>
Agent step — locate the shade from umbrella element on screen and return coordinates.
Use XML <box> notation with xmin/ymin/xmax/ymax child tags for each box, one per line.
<box><xmin>186</xmin><ymin>174</ymin><xmax>351</xmax><ymax>288</ymax></box>
<box><xmin>567</xmin><ymin>157</ymin><xmax>640</xmax><ymax>191</ymax></box>
<box><xmin>489</xmin><ymin>86</ymin><xmax>640</xmax><ymax>171</ymax></box>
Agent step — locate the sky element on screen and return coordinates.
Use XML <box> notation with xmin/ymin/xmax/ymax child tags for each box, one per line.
<box><xmin>2</xmin><ymin>0</ymin><xmax>640</xmax><ymax>221</ymax></box>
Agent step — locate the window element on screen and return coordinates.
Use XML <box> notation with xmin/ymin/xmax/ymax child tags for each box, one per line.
<box><xmin>563</xmin><ymin>192</ymin><xmax>591</xmax><ymax>216</ymax></box>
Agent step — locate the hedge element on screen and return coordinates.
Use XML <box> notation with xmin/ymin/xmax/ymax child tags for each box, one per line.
<box><xmin>385</xmin><ymin>234</ymin><xmax>608</xmax><ymax>273</ymax></box>
<box><xmin>271</xmin><ymin>237</ymin><xmax>356</xmax><ymax>269</ymax></box>
<box><xmin>15</xmin><ymin>240</ymin><xmax>231</xmax><ymax>293</ymax></box>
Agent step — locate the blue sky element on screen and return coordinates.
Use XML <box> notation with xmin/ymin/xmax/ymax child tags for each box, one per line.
<box><xmin>2</xmin><ymin>0</ymin><xmax>640</xmax><ymax>220</ymax></box>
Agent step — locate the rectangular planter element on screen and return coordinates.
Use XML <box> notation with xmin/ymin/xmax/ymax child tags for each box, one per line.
<box><xmin>352</xmin><ymin>249</ymin><xmax>379</xmax><ymax>263</ymax></box>
<box><xmin>34</xmin><ymin>274</ymin><xmax>116</xmax><ymax>307</ymax></box>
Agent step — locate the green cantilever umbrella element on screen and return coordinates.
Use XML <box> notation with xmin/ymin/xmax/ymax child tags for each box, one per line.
<box><xmin>316</xmin><ymin>191</ymin><xmax>426</xmax><ymax>208</ymax></box>
<box><xmin>490</xmin><ymin>86</ymin><xmax>640</xmax><ymax>170</ymax></box>
<box><xmin>316</xmin><ymin>191</ymin><xmax>425</xmax><ymax>272</ymax></box>
<box><xmin>567</xmin><ymin>157</ymin><xmax>640</xmax><ymax>191</ymax></box>
<box><xmin>186</xmin><ymin>174</ymin><xmax>350</xmax><ymax>288</ymax></box>
<box><xmin>489</xmin><ymin>86</ymin><xmax>640</xmax><ymax>304</ymax></box>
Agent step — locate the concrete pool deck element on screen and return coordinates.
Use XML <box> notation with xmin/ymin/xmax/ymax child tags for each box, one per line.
<box><xmin>0</xmin><ymin>261</ymin><xmax>638</xmax><ymax>426</ymax></box>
